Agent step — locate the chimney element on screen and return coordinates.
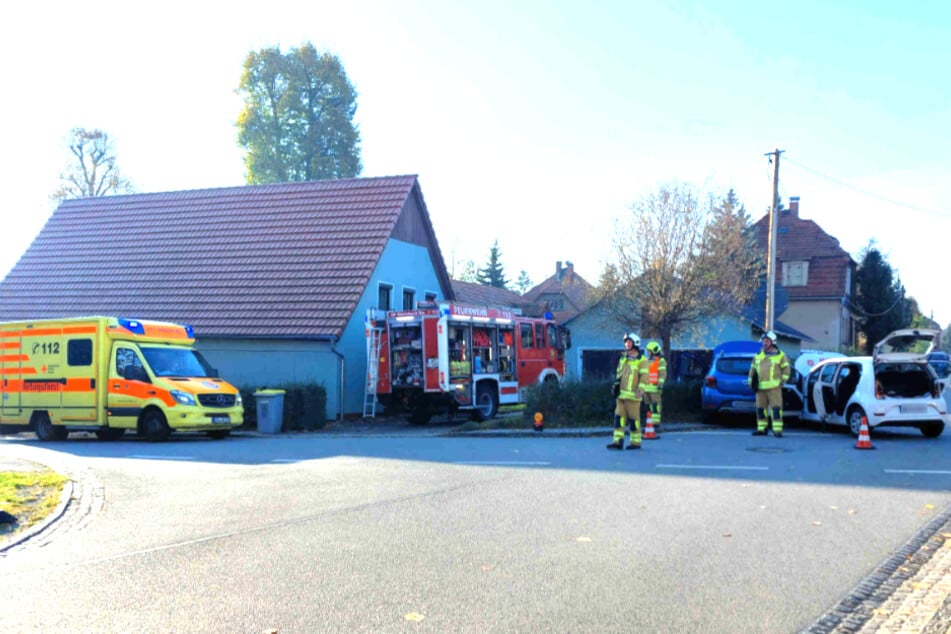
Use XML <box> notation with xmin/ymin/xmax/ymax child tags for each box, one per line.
<box><xmin>565</xmin><ymin>261</ymin><xmax>574</xmax><ymax>282</ymax></box>
<box><xmin>555</xmin><ymin>261</ymin><xmax>563</xmax><ymax>282</ymax></box>
<box><xmin>788</xmin><ymin>196</ymin><xmax>800</xmax><ymax>217</ymax></box>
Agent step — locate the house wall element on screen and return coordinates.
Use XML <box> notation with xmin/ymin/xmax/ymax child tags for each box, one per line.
<box><xmin>779</xmin><ymin>300</ymin><xmax>846</xmax><ymax>352</ymax></box>
<box><xmin>197</xmin><ymin>237</ymin><xmax>446</xmax><ymax>420</ymax></box>
<box><xmin>195</xmin><ymin>338</ymin><xmax>340</xmax><ymax>417</ymax></box>
<box><xmin>340</xmin><ymin>237</ymin><xmax>446</xmax><ymax>415</ymax></box>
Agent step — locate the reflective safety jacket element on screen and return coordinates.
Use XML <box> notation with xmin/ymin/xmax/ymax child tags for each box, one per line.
<box><xmin>616</xmin><ymin>353</ymin><xmax>647</xmax><ymax>400</ymax></box>
<box><xmin>644</xmin><ymin>355</ymin><xmax>667</xmax><ymax>393</ymax></box>
<box><xmin>749</xmin><ymin>349</ymin><xmax>790</xmax><ymax>390</ymax></box>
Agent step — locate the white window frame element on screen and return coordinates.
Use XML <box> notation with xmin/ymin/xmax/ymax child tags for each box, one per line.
<box><xmin>782</xmin><ymin>260</ymin><xmax>809</xmax><ymax>287</ymax></box>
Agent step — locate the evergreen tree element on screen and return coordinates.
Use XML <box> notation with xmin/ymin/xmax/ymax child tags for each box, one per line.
<box><xmin>855</xmin><ymin>243</ymin><xmax>908</xmax><ymax>353</ymax></box>
<box><xmin>476</xmin><ymin>241</ymin><xmax>509</xmax><ymax>289</ymax></box>
<box><xmin>514</xmin><ymin>270</ymin><xmax>532</xmax><ymax>294</ymax></box>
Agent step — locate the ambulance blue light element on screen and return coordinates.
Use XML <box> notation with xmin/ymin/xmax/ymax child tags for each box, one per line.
<box><xmin>118</xmin><ymin>318</ymin><xmax>145</xmax><ymax>334</ymax></box>
<box><xmin>184</xmin><ymin>325</ymin><xmax>195</xmax><ymax>338</ymax></box>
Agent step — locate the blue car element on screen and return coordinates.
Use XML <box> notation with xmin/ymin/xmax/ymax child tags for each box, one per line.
<box><xmin>701</xmin><ymin>340</ymin><xmax>803</xmax><ymax>423</ymax></box>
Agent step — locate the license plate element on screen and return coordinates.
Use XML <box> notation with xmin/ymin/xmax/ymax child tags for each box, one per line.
<box><xmin>212</xmin><ymin>415</ymin><xmax>230</xmax><ymax>424</ymax></box>
<box><xmin>901</xmin><ymin>404</ymin><xmax>926</xmax><ymax>414</ymax></box>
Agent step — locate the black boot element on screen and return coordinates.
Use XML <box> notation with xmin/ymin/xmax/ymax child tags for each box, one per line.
<box><xmin>752</xmin><ymin>429</ymin><xmax>767</xmax><ymax>436</ymax></box>
<box><xmin>606</xmin><ymin>440</ymin><xmax>623</xmax><ymax>450</ymax></box>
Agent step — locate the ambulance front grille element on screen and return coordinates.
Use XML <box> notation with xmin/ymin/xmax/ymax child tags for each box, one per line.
<box><xmin>198</xmin><ymin>394</ymin><xmax>237</xmax><ymax>408</ymax></box>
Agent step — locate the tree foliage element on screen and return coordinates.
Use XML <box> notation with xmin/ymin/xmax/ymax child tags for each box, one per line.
<box><xmin>237</xmin><ymin>42</ymin><xmax>362</xmax><ymax>184</ymax></box>
<box><xmin>50</xmin><ymin>128</ymin><xmax>135</xmax><ymax>203</ymax></box>
<box><xmin>514</xmin><ymin>270</ymin><xmax>533</xmax><ymax>294</ymax></box>
<box><xmin>597</xmin><ymin>183</ymin><xmax>764</xmax><ymax>353</ymax></box>
<box><xmin>855</xmin><ymin>243</ymin><xmax>908</xmax><ymax>354</ymax></box>
<box><xmin>476</xmin><ymin>241</ymin><xmax>509</xmax><ymax>289</ymax></box>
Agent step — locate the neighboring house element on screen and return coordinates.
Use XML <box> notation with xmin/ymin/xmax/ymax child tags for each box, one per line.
<box><xmin>521</xmin><ymin>261</ymin><xmax>593</xmax><ymax>322</ymax></box>
<box><xmin>0</xmin><ymin>176</ymin><xmax>454</xmax><ymax>420</ymax></box>
<box><xmin>450</xmin><ymin>279</ymin><xmax>526</xmax><ymax>312</ymax></box>
<box><xmin>753</xmin><ymin>196</ymin><xmax>857</xmax><ymax>352</ymax></box>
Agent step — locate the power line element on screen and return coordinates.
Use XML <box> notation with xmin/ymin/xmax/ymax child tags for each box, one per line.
<box><xmin>783</xmin><ymin>156</ymin><xmax>948</xmax><ymax>218</ymax></box>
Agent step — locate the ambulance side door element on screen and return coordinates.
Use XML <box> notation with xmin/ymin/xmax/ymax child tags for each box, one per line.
<box><xmin>61</xmin><ymin>336</ymin><xmax>98</xmax><ymax>422</ymax></box>
<box><xmin>107</xmin><ymin>345</ymin><xmax>150</xmax><ymax>429</ymax></box>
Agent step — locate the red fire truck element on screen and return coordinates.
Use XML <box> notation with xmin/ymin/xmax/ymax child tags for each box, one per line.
<box><xmin>365</xmin><ymin>302</ymin><xmax>571</xmax><ymax>423</ymax></box>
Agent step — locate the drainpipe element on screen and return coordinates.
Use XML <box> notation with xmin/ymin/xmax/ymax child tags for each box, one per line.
<box><xmin>330</xmin><ymin>335</ymin><xmax>345</xmax><ymax>423</ymax></box>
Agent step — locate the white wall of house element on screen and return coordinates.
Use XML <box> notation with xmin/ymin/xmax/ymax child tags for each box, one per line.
<box><xmin>779</xmin><ymin>300</ymin><xmax>845</xmax><ymax>352</ymax></box>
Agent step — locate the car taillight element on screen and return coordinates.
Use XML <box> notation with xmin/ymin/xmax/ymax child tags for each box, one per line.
<box><xmin>874</xmin><ymin>380</ymin><xmax>884</xmax><ymax>399</ymax></box>
<box><xmin>705</xmin><ymin>376</ymin><xmax>716</xmax><ymax>388</ymax></box>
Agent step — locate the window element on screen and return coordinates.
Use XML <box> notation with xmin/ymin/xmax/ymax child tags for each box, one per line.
<box><xmin>378</xmin><ymin>283</ymin><xmax>393</xmax><ymax>310</ymax></box>
<box><xmin>402</xmin><ymin>287</ymin><xmax>415</xmax><ymax>310</ymax></box>
<box><xmin>545</xmin><ymin>298</ymin><xmax>564</xmax><ymax>311</ymax></box>
<box><xmin>534</xmin><ymin>323</ymin><xmax>545</xmax><ymax>348</ymax></box>
<box><xmin>424</xmin><ymin>291</ymin><xmax>438</xmax><ymax>302</ymax></box>
<box><xmin>67</xmin><ymin>339</ymin><xmax>93</xmax><ymax>366</ymax></box>
<box><xmin>520</xmin><ymin>323</ymin><xmax>534</xmax><ymax>348</ymax></box>
<box><xmin>782</xmin><ymin>260</ymin><xmax>809</xmax><ymax>286</ymax></box>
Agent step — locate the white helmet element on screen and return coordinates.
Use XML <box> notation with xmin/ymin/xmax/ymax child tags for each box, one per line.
<box><xmin>623</xmin><ymin>332</ymin><xmax>640</xmax><ymax>347</ymax></box>
<box><xmin>762</xmin><ymin>330</ymin><xmax>778</xmax><ymax>344</ymax></box>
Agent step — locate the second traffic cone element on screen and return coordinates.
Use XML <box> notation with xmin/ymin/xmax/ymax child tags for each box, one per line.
<box><xmin>855</xmin><ymin>416</ymin><xmax>874</xmax><ymax>450</ymax></box>
<box><xmin>643</xmin><ymin>411</ymin><xmax>659</xmax><ymax>440</ymax></box>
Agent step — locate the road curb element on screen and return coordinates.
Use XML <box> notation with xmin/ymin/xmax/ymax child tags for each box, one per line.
<box><xmin>0</xmin><ymin>469</ymin><xmax>73</xmax><ymax>554</ymax></box>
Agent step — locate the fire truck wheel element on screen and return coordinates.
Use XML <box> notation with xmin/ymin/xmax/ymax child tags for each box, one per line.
<box><xmin>140</xmin><ymin>410</ymin><xmax>171</xmax><ymax>442</ymax></box>
<box><xmin>408</xmin><ymin>407</ymin><xmax>432</xmax><ymax>425</ymax></box>
<box><xmin>34</xmin><ymin>412</ymin><xmax>67</xmax><ymax>442</ymax></box>
<box><xmin>472</xmin><ymin>384</ymin><xmax>499</xmax><ymax>422</ymax></box>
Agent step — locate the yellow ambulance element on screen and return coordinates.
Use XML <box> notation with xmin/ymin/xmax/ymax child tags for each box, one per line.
<box><xmin>0</xmin><ymin>317</ymin><xmax>243</xmax><ymax>441</ymax></box>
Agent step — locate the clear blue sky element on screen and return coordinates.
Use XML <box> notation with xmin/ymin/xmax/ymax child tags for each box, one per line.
<box><xmin>3</xmin><ymin>1</ymin><xmax>949</xmax><ymax>325</ymax></box>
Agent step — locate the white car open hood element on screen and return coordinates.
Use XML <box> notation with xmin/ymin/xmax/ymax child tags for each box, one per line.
<box><xmin>872</xmin><ymin>328</ymin><xmax>939</xmax><ymax>363</ymax></box>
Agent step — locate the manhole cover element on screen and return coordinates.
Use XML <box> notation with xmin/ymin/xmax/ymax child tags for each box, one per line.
<box><xmin>747</xmin><ymin>447</ymin><xmax>789</xmax><ymax>454</ymax></box>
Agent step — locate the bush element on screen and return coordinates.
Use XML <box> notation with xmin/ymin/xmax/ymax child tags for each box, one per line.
<box><xmin>239</xmin><ymin>383</ymin><xmax>328</xmax><ymax>431</ymax></box>
<box><xmin>522</xmin><ymin>379</ymin><xmax>704</xmax><ymax>427</ymax></box>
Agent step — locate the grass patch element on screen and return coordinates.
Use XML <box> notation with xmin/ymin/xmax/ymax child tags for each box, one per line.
<box><xmin>0</xmin><ymin>470</ymin><xmax>68</xmax><ymax>534</ymax></box>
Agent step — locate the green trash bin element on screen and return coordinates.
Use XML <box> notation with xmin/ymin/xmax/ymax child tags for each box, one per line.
<box><xmin>254</xmin><ymin>389</ymin><xmax>286</xmax><ymax>434</ymax></box>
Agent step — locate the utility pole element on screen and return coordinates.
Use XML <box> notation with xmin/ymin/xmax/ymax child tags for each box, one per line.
<box><xmin>765</xmin><ymin>148</ymin><xmax>783</xmax><ymax>333</ymax></box>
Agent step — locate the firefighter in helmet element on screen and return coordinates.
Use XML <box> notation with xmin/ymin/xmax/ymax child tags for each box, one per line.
<box><xmin>749</xmin><ymin>330</ymin><xmax>790</xmax><ymax>437</ymax></box>
<box><xmin>643</xmin><ymin>341</ymin><xmax>666</xmax><ymax>432</ymax></box>
<box><xmin>608</xmin><ymin>333</ymin><xmax>647</xmax><ymax>450</ymax></box>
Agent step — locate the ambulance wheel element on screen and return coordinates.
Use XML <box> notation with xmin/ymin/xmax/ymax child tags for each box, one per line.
<box><xmin>95</xmin><ymin>428</ymin><xmax>126</xmax><ymax>441</ymax></box>
<box><xmin>140</xmin><ymin>410</ymin><xmax>171</xmax><ymax>442</ymax></box>
<box><xmin>472</xmin><ymin>384</ymin><xmax>499</xmax><ymax>422</ymax></box>
<box><xmin>34</xmin><ymin>413</ymin><xmax>67</xmax><ymax>442</ymax></box>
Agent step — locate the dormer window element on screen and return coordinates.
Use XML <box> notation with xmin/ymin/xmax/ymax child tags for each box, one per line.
<box><xmin>782</xmin><ymin>260</ymin><xmax>809</xmax><ymax>287</ymax></box>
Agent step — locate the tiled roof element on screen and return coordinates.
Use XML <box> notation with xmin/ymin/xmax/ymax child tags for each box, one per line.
<box><xmin>522</xmin><ymin>262</ymin><xmax>595</xmax><ymax>321</ymax></box>
<box><xmin>450</xmin><ymin>280</ymin><xmax>526</xmax><ymax>311</ymax></box>
<box><xmin>753</xmin><ymin>208</ymin><xmax>854</xmax><ymax>299</ymax></box>
<box><xmin>0</xmin><ymin>175</ymin><xmax>447</xmax><ymax>338</ymax></box>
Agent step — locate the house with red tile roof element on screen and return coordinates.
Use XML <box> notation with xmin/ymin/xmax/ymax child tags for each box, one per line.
<box><xmin>752</xmin><ymin>196</ymin><xmax>857</xmax><ymax>351</ymax></box>
<box><xmin>0</xmin><ymin>175</ymin><xmax>454</xmax><ymax>420</ymax></box>
<box><xmin>521</xmin><ymin>261</ymin><xmax>594</xmax><ymax>323</ymax></box>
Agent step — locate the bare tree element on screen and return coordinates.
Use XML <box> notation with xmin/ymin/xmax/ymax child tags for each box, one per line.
<box><xmin>50</xmin><ymin>128</ymin><xmax>135</xmax><ymax>203</ymax></box>
<box><xmin>597</xmin><ymin>182</ymin><xmax>764</xmax><ymax>352</ymax></box>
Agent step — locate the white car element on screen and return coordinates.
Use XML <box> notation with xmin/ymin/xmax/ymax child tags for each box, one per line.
<box><xmin>798</xmin><ymin>328</ymin><xmax>949</xmax><ymax>438</ymax></box>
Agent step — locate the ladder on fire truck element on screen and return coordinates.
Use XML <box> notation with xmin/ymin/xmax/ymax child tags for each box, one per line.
<box><xmin>363</xmin><ymin>314</ymin><xmax>385</xmax><ymax>419</ymax></box>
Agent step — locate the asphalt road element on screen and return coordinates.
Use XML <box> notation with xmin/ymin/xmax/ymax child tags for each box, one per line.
<box><xmin>3</xmin><ymin>425</ymin><xmax>951</xmax><ymax>633</ymax></box>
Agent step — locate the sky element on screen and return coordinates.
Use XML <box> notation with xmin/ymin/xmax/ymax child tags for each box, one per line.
<box><xmin>2</xmin><ymin>1</ymin><xmax>949</xmax><ymax>324</ymax></box>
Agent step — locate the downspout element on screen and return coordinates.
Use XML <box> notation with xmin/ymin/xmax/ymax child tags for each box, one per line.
<box><xmin>330</xmin><ymin>335</ymin><xmax>345</xmax><ymax>423</ymax></box>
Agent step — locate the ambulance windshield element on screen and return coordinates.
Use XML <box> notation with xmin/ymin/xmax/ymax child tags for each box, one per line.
<box><xmin>141</xmin><ymin>346</ymin><xmax>216</xmax><ymax>378</ymax></box>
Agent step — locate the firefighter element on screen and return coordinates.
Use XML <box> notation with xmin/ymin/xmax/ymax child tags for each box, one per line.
<box><xmin>608</xmin><ymin>333</ymin><xmax>647</xmax><ymax>450</ymax></box>
<box><xmin>643</xmin><ymin>341</ymin><xmax>666</xmax><ymax>432</ymax></box>
<box><xmin>749</xmin><ymin>330</ymin><xmax>790</xmax><ymax>437</ymax></box>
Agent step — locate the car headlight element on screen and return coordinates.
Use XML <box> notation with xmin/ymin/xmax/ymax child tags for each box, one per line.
<box><xmin>170</xmin><ymin>390</ymin><xmax>196</xmax><ymax>406</ymax></box>
<box><xmin>235</xmin><ymin>393</ymin><xmax>243</xmax><ymax>407</ymax></box>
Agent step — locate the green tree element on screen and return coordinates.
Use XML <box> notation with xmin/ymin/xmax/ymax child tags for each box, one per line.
<box><xmin>50</xmin><ymin>128</ymin><xmax>135</xmax><ymax>203</ymax></box>
<box><xmin>453</xmin><ymin>259</ymin><xmax>478</xmax><ymax>282</ymax></box>
<box><xmin>476</xmin><ymin>241</ymin><xmax>509</xmax><ymax>289</ymax></box>
<box><xmin>855</xmin><ymin>243</ymin><xmax>908</xmax><ymax>353</ymax></box>
<box><xmin>237</xmin><ymin>42</ymin><xmax>361</xmax><ymax>183</ymax></box>
<box><xmin>514</xmin><ymin>270</ymin><xmax>533</xmax><ymax>294</ymax></box>
<box><xmin>597</xmin><ymin>183</ymin><xmax>764</xmax><ymax>353</ymax></box>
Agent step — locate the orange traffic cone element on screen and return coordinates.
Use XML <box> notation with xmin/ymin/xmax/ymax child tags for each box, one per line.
<box><xmin>855</xmin><ymin>416</ymin><xmax>874</xmax><ymax>450</ymax></box>
<box><xmin>643</xmin><ymin>411</ymin><xmax>659</xmax><ymax>440</ymax></box>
